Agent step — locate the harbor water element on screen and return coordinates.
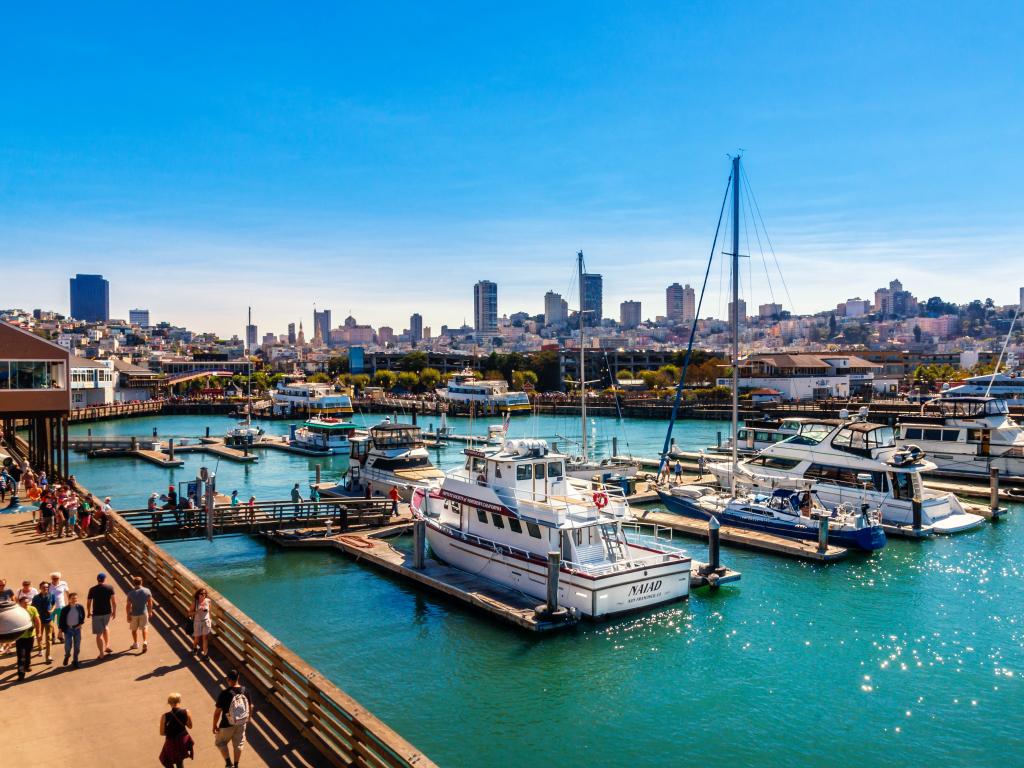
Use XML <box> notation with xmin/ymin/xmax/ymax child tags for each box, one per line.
<box><xmin>67</xmin><ymin>414</ymin><xmax>1024</xmax><ymax>768</ymax></box>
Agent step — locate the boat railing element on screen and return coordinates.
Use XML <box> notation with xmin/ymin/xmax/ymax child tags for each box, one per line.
<box><xmin>432</xmin><ymin>520</ymin><xmax>542</xmax><ymax>563</ymax></box>
<box><xmin>619</xmin><ymin>521</ymin><xmax>690</xmax><ymax>556</ymax></box>
<box><xmin>562</xmin><ymin>546</ymin><xmax>688</xmax><ymax>577</ymax></box>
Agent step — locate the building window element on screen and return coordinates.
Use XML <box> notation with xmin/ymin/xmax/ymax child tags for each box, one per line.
<box><xmin>0</xmin><ymin>361</ymin><xmax>66</xmax><ymax>390</ymax></box>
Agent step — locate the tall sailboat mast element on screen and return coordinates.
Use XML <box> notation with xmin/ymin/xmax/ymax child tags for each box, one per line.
<box><xmin>246</xmin><ymin>305</ymin><xmax>253</xmax><ymax>426</ymax></box>
<box><xmin>578</xmin><ymin>250</ymin><xmax>588</xmax><ymax>460</ymax></box>
<box><xmin>729</xmin><ymin>155</ymin><xmax>741</xmax><ymax>496</ymax></box>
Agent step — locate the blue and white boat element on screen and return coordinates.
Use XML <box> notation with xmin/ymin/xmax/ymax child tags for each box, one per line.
<box><xmin>657</xmin><ymin>485</ymin><xmax>886</xmax><ymax>551</ymax></box>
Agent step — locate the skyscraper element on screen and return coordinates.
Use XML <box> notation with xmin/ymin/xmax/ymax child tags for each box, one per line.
<box><xmin>581</xmin><ymin>273</ymin><xmax>603</xmax><ymax>326</ymax></box>
<box><xmin>544</xmin><ymin>291</ymin><xmax>568</xmax><ymax>326</ymax></box>
<box><xmin>287</xmin><ymin>323</ymin><xmax>296</xmax><ymax>344</ymax></box>
<box><xmin>128</xmin><ymin>309</ymin><xmax>150</xmax><ymax>327</ymax></box>
<box><xmin>313</xmin><ymin>309</ymin><xmax>332</xmax><ymax>346</ymax></box>
<box><xmin>682</xmin><ymin>284</ymin><xmax>696</xmax><ymax>323</ymax></box>
<box><xmin>69</xmin><ymin>274</ymin><xmax>109</xmax><ymax>322</ymax></box>
<box><xmin>409</xmin><ymin>313</ymin><xmax>423</xmax><ymax>343</ymax></box>
<box><xmin>619</xmin><ymin>301</ymin><xmax>642</xmax><ymax>328</ymax></box>
<box><xmin>666</xmin><ymin>283</ymin><xmax>684</xmax><ymax>323</ymax></box>
<box><xmin>474</xmin><ymin>280</ymin><xmax>498</xmax><ymax>335</ymax></box>
<box><xmin>245</xmin><ymin>324</ymin><xmax>258</xmax><ymax>351</ymax></box>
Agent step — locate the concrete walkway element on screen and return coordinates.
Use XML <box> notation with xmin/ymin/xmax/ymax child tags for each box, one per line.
<box><xmin>0</xmin><ymin>510</ymin><xmax>322</xmax><ymax>768</ymax></box>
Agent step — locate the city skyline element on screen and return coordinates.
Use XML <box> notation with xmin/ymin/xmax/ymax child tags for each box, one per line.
<box><xmin>1</xmin><ymin>5</ymin><xmax>1022</xmax><ymax>335</ymax></box>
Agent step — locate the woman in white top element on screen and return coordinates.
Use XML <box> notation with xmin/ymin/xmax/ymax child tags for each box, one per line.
<box><xmin>189</xmin><ymin>588</ymin><xmax>212</xmax><ymax>658</ymax></box>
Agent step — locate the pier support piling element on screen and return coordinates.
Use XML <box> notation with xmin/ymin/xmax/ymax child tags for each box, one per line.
<box><xmin>817</xmin><ymin>516</ymin><xmax>829</xmax><ymax>554</ymax></box>
<box><xmin>990</xmin><ymin>468</ymin><xmax>1004</xmax><ymax>518</ymax></box>
<box><xmin>316</xmin><ymin>464</ymin><xmax>322</xmax><ymax>486</ymax></box>
<box><xmin>130</xmin><ymin>436</ymin><xmax>138</xmax><ymax>451</ymax></box>
<box><xmin>912</xmin><ymin>498</ymin><xmax>923</xmax><ymax>531</ymax></box>
<box><xmin>153</xmin><ymin>427</ymin><xmax>158</xmax><ymax>438</ymax></box>
<box><xmin>168</xmin><ymin>438</ymin><xmax>175</xmax><ymax>460</ymax></box>
<box><xmin>716</xmin><ymin>431</ymin><xmax>722</xmax><ymax>448</ymax></box>
<box><xmin>546</xmin><ymin>551</ymin><xmax>561</xmax><ymax>612</ymax></box>
<box><xmin>708</xmin><ymin>516</ymin><xmax>721</xmax><ymax>571</ymax></box>
<box><xmin>612</xmin><ymin>436</ymin><xmax>618</xmax><ymax>457</ymax></box>
<box><xmin>205</xmin><ymin>426</ymin><xmax>210</xmax><ymax>438</ymax></box>
<box><xmin>413</xmin><ymin>519</ymin><xmax>426</xmax><ymax>569</ymax></box>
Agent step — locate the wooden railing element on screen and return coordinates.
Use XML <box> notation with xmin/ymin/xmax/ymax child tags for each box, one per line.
<box><xmin>116</xmin><ymin>498</ymin><xmax>395</xmax><ymax>539</ymax></box>
<box><xmin>69</xmin><ymin>400</ymin><xmax>165</xmax><ymax>422</ymax></box>
<box><xmin>102</xmin><ymin>505</ymin><xmax>435</xmax><ymax>768</ymax></box>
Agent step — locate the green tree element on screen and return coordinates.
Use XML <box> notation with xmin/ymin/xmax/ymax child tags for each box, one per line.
<box><xmin>350</xmin><ymin>374</ymin><xmax>371</xmax><ymax>392</ymax></box>
<box><xmin>307</xmin><ymin>372</ymin><xmax>330</xmax><ymax>383</ymax></box>
<box><xmin>327</xmin><ymin>356</ymin><xmax>349</xmax><ymax>376</ymax></box>
<box><xmin>373</xmin><ymin>370</ymin><xmax>398</xmax><ymax>390</ymax></box>
<box><xmin>528</xmin><ymin>349</ymin><xmax>561</xmax><ymax>391</ymax></box>
<box><xmin>418</xmin><ymin>367</ymin><xmax>442</xmax><ymax>391</ymax></box>
<box><xmin>400</xmin><ymin>351</ymin><xmax>428</xmax><ymax>372</ymax></box>
<box><xmin>396</xmin><ymin>371</ymin><xmax>419</xmax><ymax>391</ymax></box>
<box><xmin>828</xmin><ymin>313</ymin><xmax>837</xmax><ymax>338</ymax></box>
<box><xmin>511</xmin><ymin>370</ymin><xmax>538</xmax><ymax>390</ymax></box>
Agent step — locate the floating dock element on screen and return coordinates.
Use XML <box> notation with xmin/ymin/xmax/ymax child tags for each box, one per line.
<box><xmin>640</xmin><ymin>509</ymin><xmax>849</xmax><ymax>562</ymax></box>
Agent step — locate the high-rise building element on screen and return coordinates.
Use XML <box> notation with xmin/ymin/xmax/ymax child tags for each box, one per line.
<box><xmin>287</xmin><ymin>323</ymin><xmax>296</xmax><ymax>344</ymax></box>
<box><xmin>409</xmin><ymin>313</ymin><xmax>423</xmax><ymax>343</ymax></box>
<box><xmin>474</xmin><ymin>280</ymin><xmax>498</xmax><ymax>335</ymax></box>
<box><xmin>377</xmin><ymin>326</ymin><xmax>395</xmax><ymax>346</ymax></box>
<box><xmin>128</xmin><ymin>309</ymin><xmax>150</xmax><ymax>327</ymax></box>
<box><xmin>245</xmin><ymin>324</ymin><xmax>258</xmax><ymax>351</ymax></box>
<box><xmin>69</xmin><ymin>274</ymin><xmax>110</xmax><ymax>322</ymax></box>
<box><xmin>581</xmin><ymin>273</ymin><xmax>603</xmax><ymax>326</ymax></box>
<box><xmin>727</xmin><ymin>299</ymin><xmax>747</xmax><ymax>326</ymax></box>
<box><xmin>313</xmin><ymin>309</ymin><xmax>332</xmax><ymax>346</ymax></box>
<box><xmin>619</xmin><ymin>301</ymin><xmax>642</xmax><ymax>329</ymax></box>
<box><xmin>544</xmin><ymin>291</ymin><xmax>569</xmax><ymax>326</ymax></box>
<box><xmin>666</xmin><ymin>283</ymin><xmax>684</xmax><ymax>323</ymax></box>
<box><xmin>758</xmin><ymin>303</ymin><xmax>782</xmax><ymax>319</ymax></box>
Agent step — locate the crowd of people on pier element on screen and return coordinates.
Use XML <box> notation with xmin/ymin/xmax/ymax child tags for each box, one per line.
<box><xmin>1</xmin><ymin>459</ymin><xmax>112</xmax><ymax>539</ymax></box>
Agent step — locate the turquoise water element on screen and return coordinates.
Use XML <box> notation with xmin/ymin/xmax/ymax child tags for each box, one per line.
<box><xmin>67</xmin><ymin>414</ymin><xmax>1024</xmax><ymax>767</ymax></box>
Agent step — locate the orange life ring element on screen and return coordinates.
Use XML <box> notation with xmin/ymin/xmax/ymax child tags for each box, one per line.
<box><xmin>592</xmin><ymin>490</ymin><xmax>609</xmax><ymax>509</ymax></box>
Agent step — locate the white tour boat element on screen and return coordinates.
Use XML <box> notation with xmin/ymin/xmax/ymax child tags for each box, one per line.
<box><xmin>290</xmin><ymin>417</ymin><xmax>358</xmax><ymax>455</ymax></box>
<box><xmin>272</xmin><ymin>378</ymin><xmax>354</xmax><ymax>417</ymax></box>
<box><xmin>436</xmin><ymin>370</ymin><xmax>532</xmax><ymax>412</ymax></box>
<box><xmin>412</xmin><ymin>438</ymin><xmax>692</xmax><ymax>619</ymax></box>
<box><xmin>708</xmin><ymin>415</ymin><xmax>984</xmax><ymax>534</ymax></box>
<box><xmin>351</xmin><ymin>420</ymin><xmax>444</xmax><ymax>500</ymax></box>
<box><xmin>897</xmin><ymin>396</ymin><xmax>1024</xmax><ymax>482</ymax></box>
<box><xmin>942</xmin><ymin>371</ymin><xmax>1024</xmax><ymax>400</ymax></box>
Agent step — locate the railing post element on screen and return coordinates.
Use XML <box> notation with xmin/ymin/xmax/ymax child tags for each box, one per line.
<box><xmin>546</xmin><ymin>551</ymin><xmax>560</xmax><ymax>612</ymax></box>
<box><xmin>413</xmin><ymin>519</ymin><xmax>426</xmax><ymax>569</ymax></box>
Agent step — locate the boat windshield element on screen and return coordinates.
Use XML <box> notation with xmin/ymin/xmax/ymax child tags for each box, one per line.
<box><xmin>831</xmin><ymin>425</ymin><xmax>895</xmax><ymax>453</ymax></box>
<box><xmin>926</xmin><ymin>397</ymin><xmax>1009</xmax><ymax>419</ymax></box>
<box><xmin>784</xmin><ymin>423</ymin><xmax>832</xmax><ymax>445</ymax></box>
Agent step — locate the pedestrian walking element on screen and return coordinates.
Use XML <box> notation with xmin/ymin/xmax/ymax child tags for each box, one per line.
<box><xmin>49</xmin><ymin>571</ymin><xmax>69</xmax><ymax>641</ymax></box>
<box><xmin>59</xmin><ymin>592</ymin><xmax>86</xmax><ymax>667</ymax></box>
<box><xmin>697</xmin><ymin>451</ymin><xmax>706</xmax><ymax>480</ymax></box>
<box><xmin>126</xmin><ymin>575</ymin><xmax>154</xmax><ymax>653</ymax></box>
<box><xmin>213</xmin><ymin>668</ymin><xmax>253</xmax><ymax>768</ymax></box>
<box><xmin>190</xmin><ymin>588</ymin><xmax>212</xmax><ymax>657</ymax></box>
<box><xmin>290</xmin><ymin>483</ymin><xmax>302</xmax><ymax>517</ymax></box>
<box><xmin>16</xmin><ymin>579</ymin><xmax>38</xmax><ymax>603</ymax></box>
<box><xmin>86</xmin><ymin>572</ymin><xmax>116</xmax><ymax>658</ymax></box>
<box><xmin>159</xmin><ymin>692</ymin><xmax>195</xmax><ymax>768</ymax></box>
<box><xmin>77</xmin><ymin>497</ymin><xmax>93</xmax><ymax>538</ymax></box>
<box><xmin>246</xmin><ymin>496</ymin><xmax>256</xmax><ymax>525</ymax></box>
<box><xmin>673</xmin><ymin>460</ymin><xmax>683</xmax><ymax>485</ymax></box>
<box><xmin>388</xmin><ymin>485</ymin><xmax>400</xmax><ymax>516</ymax></box>
<box><xmin>0</xmin><ymin>578</ymin><xmax>13</xmax><ymax>655</ymax></box>
<box><xmin>31</xmin><ymin>582</ymin><xmax>56</xmax><ymax>663</ymax></box>
<box><xmin>15</xmin><ymin>594</ymin><xmax>40</xmax><ymax>680</ymax></box>
<box><xmin>309</xmin><ymin>485</ymin><xmax>320</xmax><ymax>503</ymax></box>
<box><xmin>149</xmin><ymin>492</ymin><xmax>162</xmax><ymax>531</ymax></box>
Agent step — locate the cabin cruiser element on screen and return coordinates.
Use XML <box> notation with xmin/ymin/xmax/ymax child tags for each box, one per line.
<box><xmin>711</xmin><ymin>417</ymin><xmax>811</xmax><ymax>456</ymax></box>
<box><xmin>272</xmin><ymin>379</ymin><xmax>354</xmax><ymax>417</ymax></box>
<box><xmin>436</xmin><ymin>370</ymin><xmax>532</xmax><ymax>412</ymax></box>
<box><xmin>224</xmin><ymin>421</ymin><xmax>263</xmax><ymax>447</ymax></box>
<box><xmin>412</xmin><ymin>438</ymin><xmax>692</xmax><ymax>618</ymax></box>
<box><xmin>289</xmin><ymin>417</ymin><xmax>357</xmax><ymax>455</ymax></box>
<box><xmin>897</xmin><ymin>397</ymin><xmax>1024</xmax><ymax>482</ymax></box>
<box><xmin>658</xmin><ymin>485</ymin><xmax>885</xmax><ymax>551</ymax></box>
<box><xmin>708</xmin><ymin>416</ymin><xmax>984</xmax><ymax>534</ymax></box>
<box><xmin>565</xmin><ymin>455</ymin><xmax>638</xmax><ymax>481</ymax></box>
<box><xmin>351</xmin><ymin>421</ymin><xmax>444</xmax><ymax>500</ymax></box>
<box><xmin>943</xmin><ymin>371</ymin><xmax>1024</xmax><ymax>400</ymax></box>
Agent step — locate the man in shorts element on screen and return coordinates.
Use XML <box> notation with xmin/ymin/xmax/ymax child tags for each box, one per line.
<box><xmin>213</xmin><ymin>668</ymin><xmax>254</xmax><ymax>768</ymax></box>
<box><xmin>126</xmin><ymin>575</ymin><xmax>154</xmax><ymax>652</ymax></box>
<box><xmin>86</xmin><ymin>572</ymin><xmax>116</xmax><ymax>658</ymax></box>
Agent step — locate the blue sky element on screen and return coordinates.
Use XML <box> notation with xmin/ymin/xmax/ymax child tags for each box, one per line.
<box><xmin>0</xmin><ymin>3</ymin><xmax>1021</xmax><ymax>336</ymax></box>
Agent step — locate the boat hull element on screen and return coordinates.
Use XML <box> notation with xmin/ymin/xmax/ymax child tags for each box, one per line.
<box><xmin>424</xmin><ymin>522</ymin><xmax>690</xmax><ymax>619</ymax></box>
<box><xmin>656</xmin><ymin>491</ymin><xmax>886</xmax><ymax>552</ymax></box>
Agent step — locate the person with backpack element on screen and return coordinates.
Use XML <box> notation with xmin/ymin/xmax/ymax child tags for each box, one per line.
<box><xmin>213</xmin><ymin>668</ymin><xmax>253</xmax><ymax>768</ymax></box>
<box><xmin>158</xmin><ymin>692</ymin><xmax>195</xmax><ymax>768</ymax></box>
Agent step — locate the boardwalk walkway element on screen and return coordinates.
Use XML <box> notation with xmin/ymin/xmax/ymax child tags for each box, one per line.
<box><xmin>0</xmin><ymin>510</ymin><xmax>322</xmax><ymax>768</ymax></box>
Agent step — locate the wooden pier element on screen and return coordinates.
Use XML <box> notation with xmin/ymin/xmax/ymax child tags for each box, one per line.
<box><xmin>639</xmin><ymin>509</ymin><xmax>849</xmax><ymax>562</ymax></box>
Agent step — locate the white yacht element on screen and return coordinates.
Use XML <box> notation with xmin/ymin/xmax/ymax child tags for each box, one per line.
<box><xmin>897</xmin><ymin>397</ymin><xmax>1024</xmax><ymax>482</ymax></box>
<box><xmin>943</xmin><ymin>371</ymin><xmax>1024</xmax><ymax>400</ymax></box>
<box><xmin>290</xmin><ymin>417</ymin><xmax>357</xmax><ymax>455</ymax></box>
<box><xmin>708</xmin><ymin>415</ymin><xmax>984</xmax><ymax>534</ymax></box>
<box><xmin>436</xmin><ymin>370</ymin><xmax>532</xmax><ymax>412</ymax></box>
<box><xmin>711</xmin><ymin>417</ymin><xmax>809</xmax><ymax>456</ymax></box>
<box><xmin>272</xmin><ymin>379</ymin><xmax>354</xmax><ymax>417</ymax></box>
<box><xmin>352</xmin><ymin>421</ymin><xmax>444</xmax><ymax>500</ymax></box>
<box><xmin>412</xmin><ymin>439</ymin><xmax>692</xmax><ymax>619</ymax></box>
<box><xmin>225</xmin><ymin>421</ymin><xmax>263</xmax><ymax>448</ymax></box>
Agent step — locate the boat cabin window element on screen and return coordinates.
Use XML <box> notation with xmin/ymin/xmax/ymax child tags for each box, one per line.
<box><xmin>923</xmin><ymin>429</ymin><xmax>942</xmax><ymax>442</ymax></box>
<box><xmin>891</xmin><ymin>472</ymin><xmax>914</xmax><ymax>500</ymax></box>
<box><xmin>508</xmin><ymin>518</ymin><xmax>523</xmax><ymax>534</ymax></box>
<box><xmin>526</xmin><ymin>522</ymin><xmax>542</xmax><ymax>539</ymax></box>
<box><xmin>786</xmin><ymin>424</ymin><xmax>832</xmax><ymax>445</ymax></box>
<box><xmin>491</xmin><ymin>513</ymin><xmax>505</xmax><ymax>529</ymax></box>
<box><xmin>748</xmin><ymin>456</ymin><xmax>801</xmax><ymax>470</ymax></box>
<box><xmin>547</xmin><ymin>462</ymin><xmax>563</xmax><ymax>479</ymax></box>
<box><xmin>516</xmin><ymin>465</ymin><xmax>533</xmax><ymax>481</ymax></box>
<box><xmin>804</xmin><ymin>463</ymin><xmax>885</xmax><ymax>490</ymax></box>
<box><xmin>476</xmin><ymin>510</ymin><xmax>488</xmax><ymax>523</ymax></box>
<box><xmin>534</xmin><ymin>462</ymin><xmax>545</xmax><ymax>479</ymax></box>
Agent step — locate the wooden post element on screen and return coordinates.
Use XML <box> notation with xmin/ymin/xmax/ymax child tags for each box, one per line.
<box><xmin>990</xmin><ymin>468</ymin><xmax>1001</xmax><ymax>516</ymax></box>
<box><xmin>130</xmin><ymin>436</ymin><xmax>138</xmax><ymax>451</ymax></box>
<box><xmin>340</xmin><ymin>507</ymin><xmax>349</xmax><ymax>533</ymax></box>
<box><xmin>817</xmin><ymin>516</ymin><xmax>829</xmax><ymax>553</ymax></box>
<box><xmin>168</xmin><ymin>438</ymin><xmax>175</xmax><ymax>460</ymax></box>
<box><xmin>708</xmin><ymin>516</ymin><xmax>720</xmax><ymax>570</ymax></box>
<box><xmin>315</xmin><ymin>464</ymin><xmax>322</xmax><ymax>486</ymax></box>
<box><xmin>716</xmin><ymin>431</ymin><xmax>722</xmax><ymax>448</ymax></box>
<box><xmin>153</xmin><ymin>427</ymin><xmax>158</xmax><ymax>438</ymax></box>
<box><xmin>911</xmin><ymin>498</ymin><xmax>922</xmax><ymax>531</ymax></box>
<box><xmin>546</xmin><ymin>551</ymin><xmax>560</xmax><ymax>612</ymax></box>
<box><xmin>413</xmin><ymin>519</ymin><xmax>426</xmax><ymax>569</ymax></box>
<box><xmin>612</xmin><ymin>436</ymin><xmax>618</xmax><ymax>457</ymax></box>
<box><xmin>87</xmin><ymin>427</ymin><xmax>92</xmax><ymax>450</ymax></box>
<box><xmin>206</xmin><ymin>426</ymin><xmax>210</xmax><ymax>438</ymax></box>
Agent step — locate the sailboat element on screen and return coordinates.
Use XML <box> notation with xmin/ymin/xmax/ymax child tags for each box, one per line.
<box><xmin>225</xmin><ymin>306</ymin><xmax>265</xmax><ymax>448</ymax></box>
<box><xmin>656</xmin><ymin>155</ymin><xmax>885</xmax><ymax>552</ymax></box>
<box><xmin>565</xmin><ymin>250</ymin><xmax>638</xmax><ymax>481</ymax></box>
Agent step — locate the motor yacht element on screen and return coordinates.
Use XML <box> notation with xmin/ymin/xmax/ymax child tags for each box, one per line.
<box><xmin>436</xmin><ymin>370</ymin><xmax>532</xmax><ymax>412</ymax></box>
<box><xmin>351</xmin><ymin>420</ymin><xmax>444</xmax><ymax>500</ymax></box>
<box><xmin>290</xmin><ymin>417</ymin><xmax>357</xmax><ymax>455</ymax></box>
<box><xmin>412</xmin><ymin>438</ymin><xmax>693</xmax><ymax>618</ymax></box>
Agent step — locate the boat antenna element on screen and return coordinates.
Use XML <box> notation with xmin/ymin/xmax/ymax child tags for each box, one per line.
<box><xmin>658</xmin><ymin>167</ymin><xmax>733</xmax><ymax>478</ymax></box>
<box><xmin>985</xmin><ymin>306</ymin><xmax>1020</xmax><ymax>398</ymax></box>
